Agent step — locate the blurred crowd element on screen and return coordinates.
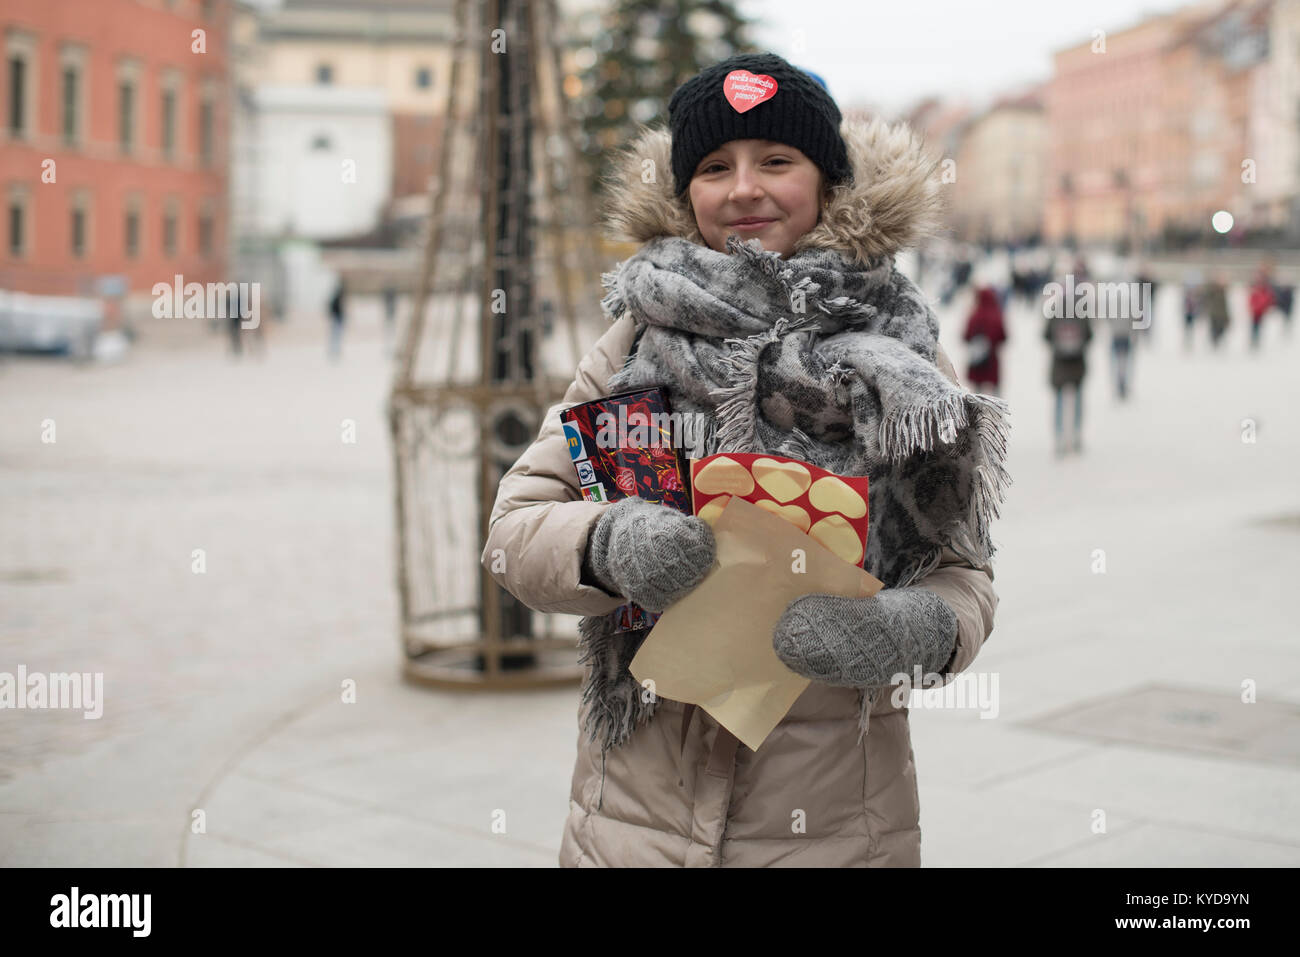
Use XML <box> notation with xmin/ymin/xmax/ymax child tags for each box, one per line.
<box><xmin>919</xmin><ymin>241</ymin><xmax>1296</xmax><ymax>459</ymax></box>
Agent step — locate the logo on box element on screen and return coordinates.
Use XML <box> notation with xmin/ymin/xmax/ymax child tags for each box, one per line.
<box><xmin>564</xmin><ymin>422</ymin><xmax>588</xmax><ymax>462</ymax></box>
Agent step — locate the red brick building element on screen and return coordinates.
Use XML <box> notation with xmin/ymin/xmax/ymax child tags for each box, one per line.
<box><xmin>390</xmin><ymin>110</ymin><xmax>442</xmax><ymax>203</ymax></box>
<box><xmin>1</xmin><ymin>0</ymin><xmax>229</xmax><ymax>295</ymax></box>
<box><xmin>1043</xmin><ymin>0</ymin><xmax>1277</xmax><ymax>247</ymax></box>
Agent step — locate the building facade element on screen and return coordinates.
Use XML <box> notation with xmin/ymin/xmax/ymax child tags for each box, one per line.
<box><xmin>247</xmin><ymin>84</ymin><xmax>391</xmax><ymax>239</ymax></box>
<box><xmin>949</xmin><ymin>90</ymin><xmax>1047</xmax><ymax>244</ymax></box>
<box><xmin>1</xmin><ymin>0</ymin><xmax>230</xmax><ymax>295</ymax></box>
<box><xmin>252</xmin><ymin>0</ymin><xmax>449</xmax><ymax>209</ymax></box>
<box><xmin>1044</xmin><ymin>6</ymin><xmax>1207</xmax><ymax>246</ymax></box>
<box><xmin>1044</xmin><ymin>0</ymin><xmax>1292</xmax><ymax>246</ymax></box>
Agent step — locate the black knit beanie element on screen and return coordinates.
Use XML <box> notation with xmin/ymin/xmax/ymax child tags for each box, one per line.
<box><xmin>667</xmin><ymin>52</ymin><xmax>852</xmax><ymax>198</ymax></box>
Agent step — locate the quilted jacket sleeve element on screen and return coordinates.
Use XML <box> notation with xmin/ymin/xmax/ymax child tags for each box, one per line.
<box><xmin>913</xmin><ymin>344</ymin><xmax>1000</xmax><ymax>681</ymax></box>
<box><xmin>479</xmin><ymin>316</ymin><xmax>638</xmax><ymax>617</ymax></box>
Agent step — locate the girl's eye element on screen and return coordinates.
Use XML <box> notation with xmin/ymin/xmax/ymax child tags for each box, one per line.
<box><xmin>699</xmin><ymin>157</ymin><xmax>789</xmax><ymax>175</ymax></box>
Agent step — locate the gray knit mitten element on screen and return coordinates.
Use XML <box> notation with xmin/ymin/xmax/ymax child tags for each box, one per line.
<box><xmin>582</xmin><ymin>496</ymin><xmax>716</xmax><ymax>612</ymax></box>
<box><xmin>772</xmin><ymin>588</ymin><xmax>959</xmax><ymax>688</ymax></box>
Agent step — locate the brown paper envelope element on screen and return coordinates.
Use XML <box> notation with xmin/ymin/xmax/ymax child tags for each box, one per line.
<box><xmin>629</xmin><ymin>495</ymin><xmax>883</xmax><ymax>752</ymax></box>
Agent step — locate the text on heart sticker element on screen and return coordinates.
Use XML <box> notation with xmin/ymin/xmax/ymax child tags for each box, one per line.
<box><xmin>723</xmin><ymin>70</ymin><xmax>778</xmax><ymax>113</ymax></box>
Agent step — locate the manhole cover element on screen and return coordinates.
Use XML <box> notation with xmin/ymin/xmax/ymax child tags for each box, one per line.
<box><xmin>1249</xmin><ymin>513</ymin><xmax>1300</xmax><ymax>530</ymax></box>
<box><xmin>0</xmin><ymin>568</ymin><xmax>69</xmax><ymax>583</ymax></box>
<box><xmin>1022</xmin><ymin>684</ymin><xmax>1300</xmax><ymax>767</ymax></box>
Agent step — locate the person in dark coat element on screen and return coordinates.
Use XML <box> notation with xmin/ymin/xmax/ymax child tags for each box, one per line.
<box><xmin>226</xmin><ymin>283</ymin><xmax>243</xmax><ymax>358</ymax></box>
<box><xmin>1203</xmin><ymin>274</ymin><xmax>1230</xmax><ymax>351</ymax></box>
<box><xmin>1273</xmin><ymin>281</ymin><xmax>1294</xmax><ymax>336</ymax></box>
<box><xmin>1133</xmin><ymin>268</ymin><xmax>1157</xmax><ymax>344</ymax></box>
<box><xmin>382</xmin><ymin>283</ymin><xmax>397</xmax><ymax>355</ymax></box>
<box><xmin>962</xmin><ymin>285</ymin><xmax>1008</xmax><ymax>396</ymax></box>
<box><xmin>328</xmin><ymin>279</ymin><xmax>346</xmax><ymax>361</ymax></box>
<box><xmin>1044</xmin><ymin>293</ymin><xmax>1093</xmax><ymax>457</ymax></box>
<box><xmin>1182</xmin><ymin>268</ymin><xmax>1202</xmax><ymax>352</ymax></box>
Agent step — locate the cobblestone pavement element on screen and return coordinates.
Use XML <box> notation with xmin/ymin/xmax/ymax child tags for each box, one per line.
<box><xmin>1</xmin><ymin>287</ymin><xmax>1297</xmax><ymax>866</ymax></box>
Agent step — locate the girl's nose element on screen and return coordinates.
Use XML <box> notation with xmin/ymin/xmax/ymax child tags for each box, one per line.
<box><xmin>729</xmin><ymin>165</ymin><xmax>764</xmax><ymax>201</ymax></box>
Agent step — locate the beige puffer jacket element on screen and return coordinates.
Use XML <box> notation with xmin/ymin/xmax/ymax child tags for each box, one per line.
<box><xmin>481</xmin><ymin>118</ymin><xmax>999</xmax><ymax>867</ymax></box>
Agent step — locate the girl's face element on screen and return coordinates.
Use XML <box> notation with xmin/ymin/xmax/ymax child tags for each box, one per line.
<box><xmin>688</xmin><ymin>139</ymin><xmax>824</xmax><ymax>259</ymax></box>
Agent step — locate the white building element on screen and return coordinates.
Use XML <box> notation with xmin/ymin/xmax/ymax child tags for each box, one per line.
<box><xmin>246</xmin><ymin>85</ymin><xmax>392</xmax><ymax>241</ymax></box>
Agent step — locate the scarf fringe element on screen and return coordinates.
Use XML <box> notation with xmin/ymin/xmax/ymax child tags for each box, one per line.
<box><xmin>599</xmin><ymin>258</ymin><xmax>631</xmax><ymax>323</ymax></box>
<box><xmin>962</xmin><ymin>393</ymin><xmax>1013</xmax><ymax>564</ymax></box>
<box><xmin>710</xmin><ymin>314</ymin><xmax>827</xmax><ymax>455</ymax></box>
<box><xmin>856</xmin><ymin>687</ymin><xmax>885</xmax><ymax>744</ymax></box>
<box><xmin>728</xmin><ymin>234</ymin><xmax>789</xmax><ymax>282</ymax></box>
<box><xmin>879</xmin><ymin>392</ymin><xmax>971</xmax><ymax>460</ymax></box>
<box><xmin>893</xmin><ymin>543</ymin><xmax>945</xmax><ymax>590</ymax></box>
<box><xmin>575</xmin><ymin>612</ymin><xmax>658</xmax><ymax>754</ymax></box>
<box><xmin>774</xmin><ymin>425</ymin><xmax>817</xmax><ymax>463</ymax></box>
<box><xmin>878</xmin><ymin>388</ymin><xmax>1012</xmax><ymax>568</ymax></box>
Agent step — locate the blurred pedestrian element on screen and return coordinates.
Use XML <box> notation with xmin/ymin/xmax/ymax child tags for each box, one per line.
<box><xmin>1203</xmin><ymin>274</ymin><xmax>1230</xmax><ymax>351</ymax></box>
<box><xmin>986</xmin><ymin>246</ymin><xmax>1011</xmax><ymax>310</ymax></box>
<box><xmin>328</xmin><ymin>278</ymin><xmax>346</xmax><ymax>361</ymax></box>
<box><xmin>1011</xmin><ymin>246</ymin><xmax>1044</xmax><ymax>307</ymax></box>
<box><xmin>1044</xmin><ymin>289</ymin><xmax>1093</xmax><ymax>457</ymax></box>
<box><xmin>1182</xmin><ymin>269</ymin><xmax>1202</xmax><ymax>352</ymax></box>
<box><xmin>963</xmin><ymin>286</ymin><xmax>1007</xmax><ymax>396</ymax></box>
<box><xmin>1072</xmin><ymin>254</ymin><xmax>1090</xmax><ymax>285</ymax></box>
<box><xmin>1273</xmin><ymin>280</ymin><xmax>1294</xmax><ymax>337</ymax></box>
<box><xmin>942</xmin><ymin>248</ymin><xmax>972</xmax><ymax>306</ymax></box>
<box><xmin>382</xmin><ymin>283</ymin><xmax>397</xmax><ymax>355</ymax></box>
<box><xmin>1133</xmin><ymin>266</ymin><xmax>1157</xmax><ymax>343</ymax></box>
<box><xmin>1248</xmin><ymin>267</ymin><xmax>1275</xmax><ymax>352</ymax></box>
<box><xmin>1107</xmin><ymin>310</ymin><xmax>1134</xmax><ymax>401</ymax></box>
<box><xmin>226</xmin><ymin>283</ymin><xmax>243</xmax><ymax>358</ymax></box>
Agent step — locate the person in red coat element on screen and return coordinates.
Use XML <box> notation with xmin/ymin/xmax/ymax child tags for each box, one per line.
<box><xmin>1248</xmin><ymin>267</ymin><xmax>1276</xmax><ymax>352</ymax></box>
<box><xmin>962</xmin><ymin>285</ymin><xmax>1008</xmax><ymax>395</ymax></box>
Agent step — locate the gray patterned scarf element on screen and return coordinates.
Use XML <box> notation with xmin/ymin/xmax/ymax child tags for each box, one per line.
<box><xmin>576</xmin><ymin>234</ymin><xmax>1011</xmax><ymax>759</ymax></box>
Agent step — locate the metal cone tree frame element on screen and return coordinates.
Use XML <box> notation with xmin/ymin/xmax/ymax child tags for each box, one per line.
<box><xmin>388</xmin><ymin>0</ymin><xmax>606</xmax><ymax>688</ymax></box>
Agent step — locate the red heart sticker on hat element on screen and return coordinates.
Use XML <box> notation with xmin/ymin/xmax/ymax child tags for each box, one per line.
<box><xmin>723</xmin><ymin>70</ymin><xmax>778</xmax><ymax>113</ymax></box>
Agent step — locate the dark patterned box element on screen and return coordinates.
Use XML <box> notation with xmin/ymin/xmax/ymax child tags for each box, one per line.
<box><xmin>560</xmin><ymin>387</ymin><xmax>693</xmax><ymax>632</ymax></box>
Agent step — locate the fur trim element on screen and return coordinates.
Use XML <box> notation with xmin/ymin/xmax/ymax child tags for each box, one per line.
<box><xmin>599</xmin><ymin>126</ymin><xmax>708</xmax><ymax>248</ymax></box>
<box><xmin>599</xmin><ymin>117</ymin><xmax>944</xmax><ymax>265</ymax></box>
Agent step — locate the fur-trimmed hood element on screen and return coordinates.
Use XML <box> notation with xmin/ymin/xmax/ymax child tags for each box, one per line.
<box><xmin>599</xmin><ymin>116</ymin><xmax>943</xmax><ymax>265</ymax></box>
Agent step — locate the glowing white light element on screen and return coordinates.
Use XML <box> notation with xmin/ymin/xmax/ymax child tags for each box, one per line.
<box><xmin>1211</xmin><ymin>210</ymin><xmax>1234</xmax><ymax>234</ymax></box>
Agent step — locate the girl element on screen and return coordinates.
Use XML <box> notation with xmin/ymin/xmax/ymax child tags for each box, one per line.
<box><xmin>482</xmin><ymin>53</ymin><xmax>1010</xmax><ymax>867</ymax></box>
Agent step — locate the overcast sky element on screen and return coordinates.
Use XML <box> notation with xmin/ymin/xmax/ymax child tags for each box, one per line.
<box><xmin>249</xmin><ymin>0</ymin><xmax>1219</xmax><ymax>117</ymax></box>
<box><xmin>736</xmin><ymin>0</ymin><xmax>1211</xmax><ymax>115</ymax></box>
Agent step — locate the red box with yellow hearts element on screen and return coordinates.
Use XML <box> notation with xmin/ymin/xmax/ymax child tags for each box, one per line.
<box><xmin>688</xmin><ymin>453</ymin><xmax>871</xmax><ymax>568</ymax></box>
